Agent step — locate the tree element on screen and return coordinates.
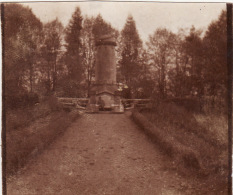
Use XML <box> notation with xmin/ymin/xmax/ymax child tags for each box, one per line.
<box><xmin>63</xmin><ymin>7</ymin><xmax>84</xmax><ymax>97</ymax></box>
<box><xmin>120</xmin><ymin>15</ymin><xmax>142</xmax><ymax>98</ymax></box>
<box><xmin>147</xmin><ymin>28</ymin><xmax>175</xmax><ymax>99</ymax></box>
<box><xmin>136</xmin><ymin>49</ymin><xmax>154</xmax><ymax>98</ymax></box>
<box><xmin>23</xmin><ymin>27</ymin><xmax>42</xmax><ymax>94</ymax></box>
<box><xmin>81</xmin><ymin>15</ymin><xmax>117</xmax><ymax>97</ymax></box>
<box><xmin>41</xmin><ymin>18</ymin><xmax>63</xmax><ymax>93</ymax></box>
<box><xmin>81</xmin><ymin>17</ymin><xmax>95</xmax><ymax>97</ymax></box>
<box><xmin>167</xmin><ymin>28</ymin><xmax>203</xmax><ymax>99</ymax></box>
<box><xmin>92</xmin><ymin>14</ymin><xmax>116</xmax><ymax>41</ymax></box>
<box><xmin>203</xmin><ymin>10</ymin><xmax>227</xmax><ymax>107</ymax></box>
<box><xmin>4</xmin><ymin>4</ymin><xmax>42</xmax><ymax>108</ymax></box>
<box><xmin>183</xmin><ymin>27</ymin><xmax>204</xmax><ymax>101</ymax></box>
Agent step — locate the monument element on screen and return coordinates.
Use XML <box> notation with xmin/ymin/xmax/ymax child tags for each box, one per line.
<box><xmin>86</xmin><ymin>34</ymin><xmax>124</xmax><ymax>113</ymax></box>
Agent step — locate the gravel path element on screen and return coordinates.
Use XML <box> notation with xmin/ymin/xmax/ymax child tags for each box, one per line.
<box><xmin>7</xmin><ymin>112</ymin><xmax>211</xmax><ymax>195</ymax></box>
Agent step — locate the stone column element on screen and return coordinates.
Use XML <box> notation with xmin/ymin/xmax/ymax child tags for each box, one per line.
<box><xmin>87</xmin><ymin>34</ymin><xmax>124</xmax><ymax>113</ymax></box>
<box><xmin>95</xmin><ymin>35</ymin><xmax>117</xmax><ymax>85</ymax></box>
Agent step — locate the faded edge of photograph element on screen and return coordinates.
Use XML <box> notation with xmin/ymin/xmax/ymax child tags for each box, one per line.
<box><xmin>1</xmin><ymin>1</ymin><xmax>232</xmax><ymax>195</ymax></box>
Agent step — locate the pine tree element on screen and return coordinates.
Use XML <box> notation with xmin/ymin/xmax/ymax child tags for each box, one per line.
<box><xmin>63</xmin><ymin>7</ymin><xmax>84</xmax><ymax>97</ymax></box>
<box><xmin>65</xmin><ymin>7</ymin><xmax>83</xmax><ymax>81</ymax></box>
<box><xmin>92</xmin><ymin>14</ymin><xmax>115</xmax><ymax>41</ymax></box>
<box><xmin>120</xmin><ymin>15</ymin><xmax>142</xmax><ymax>98</ymax></box>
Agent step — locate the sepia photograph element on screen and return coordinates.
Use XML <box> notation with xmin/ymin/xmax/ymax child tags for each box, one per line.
<box><xmin>2</xmin><ymin>1</ymin><xmax>231</xmax><ymax>194</ymax></box>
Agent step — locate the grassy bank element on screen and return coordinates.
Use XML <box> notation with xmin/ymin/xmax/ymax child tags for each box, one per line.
<box><xmin>132</xmin><ymin>102</ymin><xmax>227</xmax><ymax>179</ymax></box>
<box><xmin>6</xmin><ymin>97</ymin><xmax>80</xmax><ymax>176</ymax></box>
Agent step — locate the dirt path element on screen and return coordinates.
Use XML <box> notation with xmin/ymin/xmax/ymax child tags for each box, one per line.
<box><xmin>7</xmin><ymin>112</ymin><xmax>210</xmax><ymax>195</ymax></box>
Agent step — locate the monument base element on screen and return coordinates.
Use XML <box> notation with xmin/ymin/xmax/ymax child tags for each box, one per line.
<box><xmin>86</xmin><ymin>103</ymin><xmax>124</xmax><ymax>114</ymax></box>
<box><xmin>86</xmin><ymin>83</ymin><xmax>124</xmax><ymax>113</ymax></box>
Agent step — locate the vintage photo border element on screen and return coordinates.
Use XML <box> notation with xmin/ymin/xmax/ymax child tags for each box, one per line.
<box><xmin>1</xmin><ymin>1</ymin><xmax>232</xmax><ymax>194</ymax></box>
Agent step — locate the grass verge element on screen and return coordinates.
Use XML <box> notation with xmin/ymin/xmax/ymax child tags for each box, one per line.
<box><xmin>132</xmin><ymin>110</ymin><xmax>201</xmax><ymax>171</ymax></box>
<box><xmin>6</xmin><ymin>98</ymin><xmax>80</xmax><ymax>176</ymax></box>
<box><xmin>131</xmin><ymin>102</ymin><xmax>227</xmax><ymax>179</ymax></box>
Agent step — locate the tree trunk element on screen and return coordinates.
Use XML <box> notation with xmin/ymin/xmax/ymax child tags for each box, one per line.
<box><xmin>47</xmin><ymin>61</ymin><xmax>51</xmax><ymax>93</ymax></box>
<box><xmin>161</xmin><ymin>57</ymin><xmax>166</xmax><ymax>99</ymax></box>
<box><xmin>29</xmin><ymin>63</ymin><xmax>33</xmax><ymax>93</ymax></box>
<box><xmin>52</xmin><ymin>54</ymin><xmax>57</xmax><ymax>92</ymax></box>
<box><xmin>87</xmin><ymin>80</ymin><xmax>91</xmax><ymax>97</ymax></box>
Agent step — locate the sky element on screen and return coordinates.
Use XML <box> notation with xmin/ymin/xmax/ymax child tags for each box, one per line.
<box><xmin>22</xmin><ymin>2</ymin><xmax>226</xmax><ymax>41</ymax></box>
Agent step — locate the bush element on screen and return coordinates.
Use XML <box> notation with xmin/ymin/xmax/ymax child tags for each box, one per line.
<box><xmin>46</xmin><ymin>95</ymin><xmax>62</xmax><ymax>111</ymax></box>
<box><xmin>6</xmin><ymin>91</ymin><xmax>39</xmax><ymax>110</ymax></box>
<box><xmin>165</xmin><ymin>97</ymin><xmax>201</xmax><ymax>113</ymax></box>
<box><xmin>6</xmin><ymin>96</ymin><xmax>62</xmax><ymax>132</ymax></box>
<box><xmin>141</xmin><ymin>101</ymin><xmax>226</xmax><ymax>150</ymax></box>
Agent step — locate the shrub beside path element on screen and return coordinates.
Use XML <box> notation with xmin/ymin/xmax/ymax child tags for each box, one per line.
<box><xmin>7</xmin><ymin>112</ymin><xmax>224</xmax><ymax>194</ymax></box>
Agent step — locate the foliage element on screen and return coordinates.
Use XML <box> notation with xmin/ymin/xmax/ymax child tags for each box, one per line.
<box><xmin>147</xmin><ymin>28</ymin><xmax>176</xmax><ymax>98</ymax></box>
<box><xmin>203</xmin><ymin>11</ymin><xmax>227</xmax><ymax>103</ymax></box>
<box><xmin>63</xmin><ymin>7</ymin><xmax>84</xmax><ymax>97</ymax></box>
<box><xmin>81</xmin><ymin>17</ymin><xmax>96</xmax><ymax>97</ymax></box>
<box><xmin>40</xmin><ymin>19</ymin><xmax>64</xmax><ymax>93</ymax></box>
<box><xmin>4</xmin><ymin>3</ymin><xmax>42</xmax><ymax>109</ymax></box>
<box><xmin>183</xmin><ymin>27</ymin><xmax>204</xmax><ymax>99</ymax></box>
<box><xmin>119</xmin><ymin>15</ymin><xmax>143</xmax><ymax>98</ymax></box>
<box><xmin>145</xmin><ymin>10</ymin><xmax>226</xmax><ymax>112</ymax></box>
<box><xmin>81</xmin><ymin>15</ymin><xmax>117</xmax><ymax>97</ymax></box>
<box><xmin>92</xmin><ymin>14</ymin><xmax>117</xmax><ymax>40</ymax></box>
<box><xmin>4</xmin><ymin>5</ymin><xmax>227</xmax><ymax>186</ymax></box>
<box><xmin>4</xmin><ymin>4</ymin><xmax>226</xmax><ymax>112</ymax></box>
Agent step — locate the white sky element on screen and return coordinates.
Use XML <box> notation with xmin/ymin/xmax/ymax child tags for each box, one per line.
<box><xmin>21</xmin><ymin>2</ymin><xmax>225</xmax><ymax>41</ymax></box>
